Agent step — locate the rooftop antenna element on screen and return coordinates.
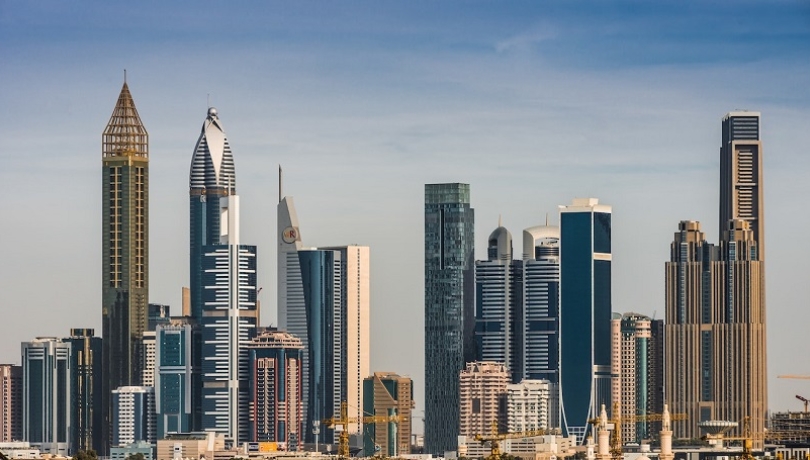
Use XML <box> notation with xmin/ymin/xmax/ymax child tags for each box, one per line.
<box><xmin>279</xmin><ymin>165</ymin><xmax>283</xmax><ymax>203</ymax></box>
<box><xmin>123</xmin><ymin>69</ymin><xmax>127</xmax><ymax>83</ymax></box>
<box><xmin>545</xmin><ymin>213</ymin><xmax>549</xmax><ymax>226</ymax></box>
<box><xmin>207</xmin><ymin>93</ymin><xmax>210</xmax><ymax>108</ymax></box>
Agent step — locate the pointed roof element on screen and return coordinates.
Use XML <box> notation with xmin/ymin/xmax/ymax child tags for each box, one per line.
<box><xmin>103</xmin><ymin>81</ymin><xmax>148</xmax><ymax>159</ymax></box>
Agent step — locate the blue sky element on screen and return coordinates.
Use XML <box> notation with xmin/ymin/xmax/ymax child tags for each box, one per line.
<box><xmin>2</xmin><ymin>1</ymin><xmax>810</xmax><ymax>424</ymax></box>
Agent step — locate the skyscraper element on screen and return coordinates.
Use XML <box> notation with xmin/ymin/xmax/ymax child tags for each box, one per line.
<box><xmin>720</xmin><ymin>111</ymin><xmax>764</xmax><ymax>258</ymax></box>
<box><xmin>277</xmin><ymin>168</ymin><xmax>308</xmax><ymax>425</ymax></box>
<box><xmin>200</xmin><ymin>193</ymin><xmax>258</xmax><ymax>443</ymax></box>
<box><xmin>559</xmin><ymin>198</ymin><xmax>612</xmax><ymax>443</ymax></box>
<box><xmin>246</xmin><ymin>329</ymin><xmax>304</xmax><ymax>447</ymax></box>
<box><xmin>65</xmin><ymin>329</ymin><xmax>103</xmax><ymax>454</ymax></box>
<box><xmin>21</xmin><ymin>338</ymin><xmax>72</xmax><ymax>456</ymax></box>
<box><xmin>111</xmin><ymin>386</ymin><xmax>156</xmax><ymax>447</ymax></box>
<box><xmin>362</xmin><ymin>372</ymin><xmax>413</xmax><ymax>458</ymax></box>
<box><xmin>155</xmin><ymin>317</ymin><xmax>199</xmax><ymax>438</ymax></box>
<box><xmin>189</xmin><ymin>107</ymin><xmax>236</xmax><ymax>320</ymax></box>
<box><xmin>424</xmin><ymin>183</ymin><xmax>475</xmax><ymax>455</ymax></box>
<box><xmin>664</xmin><ymin>220</ymin><xmax>766</xmax><ymax>445</ymax></box>
<box><xmin>0</xmin><ymin>364</ymin><xmax>22</xmax><ymax>443</ymax></box>
<box><xmin>102</xmin><ymin>80</ymin><xmax>149</xmax><ymax>455</ymax></box>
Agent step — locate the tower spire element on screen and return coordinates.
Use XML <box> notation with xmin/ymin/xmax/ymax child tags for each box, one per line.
<box><xmin>279</xmin><ymin>165</ymin><xmax>283</xmax><ymax>203</ymax></box>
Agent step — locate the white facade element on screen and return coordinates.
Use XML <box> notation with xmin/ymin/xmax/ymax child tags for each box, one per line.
<box><xmin>142</xmin><ymin>331</ymin><xmax>156</xmax><ymax>387</ymax></box>
<box><xmin>112</xmin><ymin>386</ymin><xmax>156</xmax><ymax>446</ymax></box>
<box><xmin>507</xmin><ymin>380</ymin><xmax>552</xmax><ymax>432</ymax></box>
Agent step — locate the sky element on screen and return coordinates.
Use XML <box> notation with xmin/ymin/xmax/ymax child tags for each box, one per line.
<box><xmin>1</xmin><ymin>0</ymin><xmax>810</xmax><ymax>428</ymax></box>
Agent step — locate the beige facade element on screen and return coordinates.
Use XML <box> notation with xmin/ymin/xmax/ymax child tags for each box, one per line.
<box><xmin>611</xmin><ymin>313</ymin><xmax>652</xmax><ymax>443</ymax></box>
<box><xmin>664</xmin><ymin>220</ymin><xmax>766</xmax><ymax>446</ymax></box>
<box><xmin>155</xmin><ymin>432</ymin><xmax>225</xmax><ymax>460</ymax></box>
<box><xmin>0</xmin><ymin>365</ymin><xmax>22</xmax><ymax>442</ymax></box>
<box><xmin>459</xmin><ymin>361</ymin><xmax>509</xmax><ymax>438</ymax></box>
<box><xmin>364</xmin><ymin>372</ymin><xmax>413</xmax><ymax>456</ymax></box>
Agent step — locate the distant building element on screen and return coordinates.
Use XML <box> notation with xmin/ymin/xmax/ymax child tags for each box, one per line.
<box><xmin>65</xmin><ymin>328</ymin><xmax>103</xmax><ymax>454</ymax></box>
<box><xmin>363</xmin><ymin>372</ymin><xmax>414</xmax><ymax>457</ymax></box>
<box><xmin>459</xmin><ymin>361</ymin><xmax>509</xmax><ymax>438</ymax></box>
<box><xmin>112</xmin><ymin>386</ymin><xmax>155</xmax><ymax>447</ymax></box>
<box><xmin>0</xmin><ymin>365</ymin><xmax>22</xmax><ymax>442</ymax></box>
<box><xmin>559</xmin><ymin>198</ymin><xmax>612</xmax><ymax>443</ymax></box>
<box><xmin>155</xmin><ymin>318</ymin><xmax>199</xmax><ymax>438</ymax></box>
<box><xmin>141</xmin><ymin>331</ymin><xmax>156</xmax><ymax>388</ymax></box>
<box><xmin>506</xmin><ymin>380</ymin><xmax>552</xmax><ymax>433</ymax></box>
<box><xmin>109</xmin><ymin>441</ymin><xmax>154</xmax><ymax>460</ymax></box>
<box><xmin>155</xmin><ymin>432</ymin><xmax>225</xmax><ymax>460</ymax></box>
<box><xmin>147</xmin><ymin>304</ymin><xmax>170</xmax><ymax>332</ymax></box>
<box><xmin>424</xmin><ymin>183</ymin><xmax>475</xmax><ymax>455</ymax></box>
<box><xmin>246</xmin><ymin>329</ymin><xmax>304</xmax><ymax>447</ymax></box>
<box><xmin>21</xmin><ymin>337</ymin><xmax>72</xmax><ymax>455</ymax></box>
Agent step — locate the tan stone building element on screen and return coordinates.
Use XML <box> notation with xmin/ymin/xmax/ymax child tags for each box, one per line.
<box><xmin>362</xmin><ymin>372</ymin><xmax>414</xmax><ymax>457</ymax></box>
<box><xmin>459</xmin><ymin>361</ymin><xmax>509</xmax><ymax>438</ymax></box>
<box><xmin>0</xmin><ymin>365</ymin><xmax>22</xmax><ymax>442</ymax></box>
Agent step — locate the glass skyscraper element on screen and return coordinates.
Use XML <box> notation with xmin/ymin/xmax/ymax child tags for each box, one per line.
<box><xmin>65</xmin><ymin>329</ymin><xmax>103</xmax><ymax>455</ymax></box>
<box><xmin>424</xmin><ymin>183</ymin><xmax>474</xmax><ymax>455</ymax></box>
<box><xmin>22</xmin><ymin>338</ymin><xmax>72</xmax><ymax>456</ymax></box>
<box><xmin>155</xmin><ymin>318</ymin><xmax>199</xmax><ymax>438</ymax></box>
<box><xmin>559</xmin><ymin>198</ymin><xmax>612</xmax><ymax>443</ymax></box>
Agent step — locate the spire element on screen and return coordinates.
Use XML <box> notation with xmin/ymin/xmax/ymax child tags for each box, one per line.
<box><xmin>498</xmin><ymin>214</ymin><xmax>502</xmax><ymax>227</ymax></box>
<box><xmin>279</xmin><ymin>165</ymin><xmax>283</xmax><ymax>203</ymax></box>
<box><xmin>545</xmin><ymin>212</ymin><xmax>549</xmax><ymax>226</ymax></box>
<box><xmin>103</xmin><ymin>79</ymin><xmax>148</xmax><ymax>159</ymax></box>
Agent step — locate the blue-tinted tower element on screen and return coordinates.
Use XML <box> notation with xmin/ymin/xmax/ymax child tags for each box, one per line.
<box><xmin>424</xmin><ymin>183</ymin><xmax>475</xmax><ymax>455</ymax></box>
<box><xmin>155</xmin><ymin>318</ymin><xmax>199</xmax><ymax>438</ymax></box>
<box><xmin>559</xmin><ymin>198</ymin><xmax>612</xmax><ymax>443</ymax></box>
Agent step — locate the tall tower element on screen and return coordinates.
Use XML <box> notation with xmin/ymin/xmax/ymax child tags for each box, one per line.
<box><xmin>189</xmin><ymin>107</ymin><xmax>236</xmax><ymax>320</ymax></box>
<box><xmin>102</xmin><ymin>79</ymin><xmax>149</xmax><ymax>455</ymax></box>
<box><xmin>720</xmin><ymin>111</ymin><xmax>764</xmax><ymax>257</ymax></box>
<box><xmin>559</xmin><ymin>198</ymin><xmax>612</xmax><ymax>443</ymax></box>
<box><xmin>22</xmin><ymin>338</ymin><xmax>72</xmax><ymax>456</ymax></box>
<box><xmin>65</xmin><ymin>329</ymin><xmax>103</xmax><ymax>454</ymax></box>
<box><xmin>424</xmin><ymin>183</ymin><xmax>475</xmax><ymax>455</ymax></box>
<box><xmin>155</xmin><ymin>317</ymin><xmax>199</xmax><ymax>439</ymax></box>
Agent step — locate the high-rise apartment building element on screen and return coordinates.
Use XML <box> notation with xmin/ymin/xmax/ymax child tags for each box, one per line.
<box><xmin>21</xmin><ymin>338</ymin><xmax>72</xmax><ymax>456</ymax></box>
<box><xmin>155</xmin><ymin>318</ymin><xmax>199</xmax><ymax>438</ymax></box>
<box><xmin>559</xmin><ymin>198</ymin><xmax>612</xmax><ymax>442</ymax></box>
<box><xmin>362</xmin><ymin>372</ymin><xmax>414</xmax><ymax>458</ymax></box>
<box><xmin>200</xmin><ymin>193</ymin><xmax>258</xmax><ymax>443</ymax></box>
<box><xmin>246</xmin><ymin>330</ymin><xmax>304</xmax><ymax>447</ymax></box>
<box><xmin>0</xmin><ymin>364</ymin><xmax>22</xmax><ymax>442</ymax></box>
<box><xmin>102</xmin><ymin>80</ymin><xmax>149</xmax><ymax>455</ymax></box>
<box><xmin>65</xmin><ymin>329</ymin><xmax>103</xmax><ymax>454</ymax></box>
<box><xmin>424</xmin><ymin>183</ymin><xmax>475</xmax><ymax>454</ymax></box>
<box><xmin>506</xmin><ymin>379</ymin><xmax>552</xmax><ymax>433</ymax></box>
<box><xmin>189</xmin><ymin>107</ymin><xmax>236</xmax><ymax>321</ymax></box>
<box><xmin>459</xmin><ymin>362</ymin><xmax>509</xmax><ymax>438</ymax></box>
<box><xmin>112</xmin><ymin>386</ymin><xmax>156</xmax><ymax>447</ymax></box>
<box><xmin>610</xmin><ymin>313</ymin><xmax>663</xmax><ymax>443</ymax></box>
<box><xmin>665</xmin><ymin>219</ymin><xmax>766</xmax><ymax>445</ymax></box>
<box><xmin>141</xmin><ymin>331</ymin><xmax>156</xmax><ymax>387</ymax></box>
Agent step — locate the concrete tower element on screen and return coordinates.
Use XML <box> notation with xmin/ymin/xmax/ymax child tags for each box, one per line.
<box><xmin>102</xmin><ymin>79</ymin><xmax>149</xmax><ymax>455</ymax></box>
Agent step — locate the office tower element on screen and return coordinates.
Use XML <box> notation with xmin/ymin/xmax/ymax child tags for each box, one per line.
<box><xmin>720</xmin><ymin>111</ymin><xmax>764</xmax><ymax>258</ymax></box>
<box><xmin>246</xmin><ymin>329</ymin><xmax>304</xmax><ymax>447</ymax></box>
<box><xmin>189</xmin><ymin>107</ymin><xmax>236</xmax><ymax>321</ymax></box>
<box><xmin>424</xmin><ymin>183</ymin><xmax>475</xmax><ymax>454</ymax></box>
<box><xmin>112</xmin><ymin>387</ymin><xmax>156</xmax><ymax>447</ymax></box>
<box><xmin>65</xmin><ymin>329</ymin><xmax>103</xmax><ymax>454</ymax></box>
<box><xmin>277</xmin><ymin>168</ymin><xmax>308</xmax><ymax>421</ymax></box>
<box><xmin>102</xmin><ymin>80</ymin><xmax>149</xmax><ymax>456</ymax></box>
<box><xmin>0</xmin><ymin>365</ymin><xmax>22</xmax><ymax>442</ymax></box>
<box><xmin>664</xmin><ymin>219</ymin><xmax>766</xmax><ymax>445</ymax></box>
<box><xmin>21</xmin><ymin>338</ymin><xmax>72</xmax><ymax>455</ymax></box>
<box><xmin>475</xmin><ymin>224</ymin><xmax>520</xmax><ymax>375</ymax></box>
<box><xmin>298</xmin><ymin>249</ymin><xmax>343</xmax><ymax>444</ymax></box>
<box><xmin>200</xmin><ymin>193</ymin><xmax>258</xmax><ymax>443</ymax></box>
<box><xmin>363</xmin><ymin>372</ymin><xmax>414</xmax><ymax>457</ymax></box>
<box><xmin>155</xmin><ymin>318</ymin><xmax>200</xmax><ymax>438</ymax></box>
<box><xmin>610</xmin><ymin>313</ymin><xmax>661</xmax><ymax>443</ymax></box>
<box><xmin>459</xmin><ymin>362</ymin><xmax>509</xmax><ymax>438</ymax></box>
<box><xmin>559</xmin><ymin>198</ymin><xmax>612</xmax><ymax>442</ymax></box>
<box><xmin>506</xmin><ymin>380</ymin><xmax>552</xmax><ymax>432</ymax></box>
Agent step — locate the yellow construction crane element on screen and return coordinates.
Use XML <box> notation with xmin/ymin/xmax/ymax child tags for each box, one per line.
<box><xmin>323</xmin><ymin>401</ymin><xmax>400</xmax><ymax>458</ymax></box>
<box><xmin>588</xmin><ymin>403</ymin><xmax>687</xmax><ymax>460</ymax></box>
<box><xmin>778</xmin><ymin>375</ymin><xmax>810</xmax><ymax>380</ymax></box>
<box><xmin>474</xmin><ymin>421</ymin><xmax>551</xmax><ymax>460</ymax></box>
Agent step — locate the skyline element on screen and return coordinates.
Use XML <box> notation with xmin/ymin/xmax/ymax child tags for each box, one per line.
<box><xmin>2</xmin><ymin>0</ymin><xmax>810</xmax><ymax>426</ymax></box>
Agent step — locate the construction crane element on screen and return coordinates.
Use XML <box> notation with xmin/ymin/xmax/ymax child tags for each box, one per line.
<box><xmin>588</xmin><ymin>403</ymin><xmax>687</xmax><ymax>460</ymax></box>
<box><xmin>702</xmin><ymin>416</ymin><xmax>756</xmax><ymax>460</ymax></box>
<box><xmin>323</xmin><ymin>401</ymin><xmax>400</xmax><ymax>458</ymax></box>
<box><xmin>796</xmin><ymin>395</ymin><xmax>810</xmax><ymax>413</ymax></box>
<box><xmin>778</xmin><ymin>375</ymin><xmax>810</xmax><ymax>380</ymax></box>
<box><xmin>474</xmin><ymin>421</ymin><xmax>552</xmax><ymax>460</ymax></box>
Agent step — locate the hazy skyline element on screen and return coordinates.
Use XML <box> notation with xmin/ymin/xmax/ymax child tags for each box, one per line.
<box><xmin>2</xmin><ymin>1</ymin><xmax>810</xmax><ymax>425</ymax></box>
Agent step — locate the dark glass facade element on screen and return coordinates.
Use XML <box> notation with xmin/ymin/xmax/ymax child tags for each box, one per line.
<box><xmin>424</xmin><ymin>183</ymin><xmax>474</xmax><ymax>455</ymax></box>
<box><xmin>560</xmin><ymin>205</ymin><xmax>611</xmax><ymax>442</ymax></box>
<box><xmin>66</xmin><ymin>329</ymin><xmax>103</xmax><ymax>454</ymax></box>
